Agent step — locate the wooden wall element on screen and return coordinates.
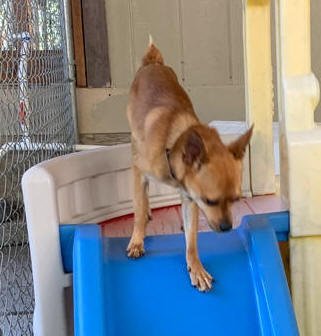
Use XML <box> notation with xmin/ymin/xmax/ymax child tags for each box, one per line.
<box><xmin>71</xmin><ymin>0</ymin><xmax>321</xmax><ymax>138</ymax></box>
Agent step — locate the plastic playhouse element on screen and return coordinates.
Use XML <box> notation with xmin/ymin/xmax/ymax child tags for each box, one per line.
<box><xmin>22</xmin><ymin>146</ymin><xmax>298</xmax><ymax>336</ymax></box>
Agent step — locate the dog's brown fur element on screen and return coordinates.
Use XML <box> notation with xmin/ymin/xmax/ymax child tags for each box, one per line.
<box><xmin>126</xmin><ymin>40</ymin><xmax>253</xmax><ymax>291</ymax></box>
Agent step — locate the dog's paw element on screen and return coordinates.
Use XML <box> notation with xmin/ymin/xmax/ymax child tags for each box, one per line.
<box><xmin>127</xmin><ymin>240</ymin><xmax>145</xmax><ymax>258</ymax></box>
<box><xmin>188</xmin><ymin>262</ymin><xmax>214</xmax><ymax>292</ymax></box>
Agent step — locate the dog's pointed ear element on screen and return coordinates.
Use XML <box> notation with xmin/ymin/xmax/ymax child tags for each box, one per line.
<box><xmin>183</xmin><ymin>129</ymin><xmax>206</xmax><ymax>167</ymax></box>
<box><xmin>228</xmin><ymin>125</ymin><xmax>254</xmax><ymax>160</ymax></box>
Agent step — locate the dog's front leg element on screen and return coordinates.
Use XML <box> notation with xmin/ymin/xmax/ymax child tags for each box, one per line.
<box><xmin>127</xmin><ymin>165</ymin><xmax>150</xmax><ymax>258</ymax></box>
<box><xmin>182</xmin><ymin>197</ymin><xmax>213</xmax><ymax>291</ymax></box>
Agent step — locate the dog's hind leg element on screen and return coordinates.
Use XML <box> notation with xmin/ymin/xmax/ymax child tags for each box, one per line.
<box><xmin>127</xmin><ymin>164</ymin><xmax>150</xmax><ymax>258</ymax></box>
<box><xmin>182</xmin><ymin>197</ymin><xmax>213</xmax><ymax>291</ymax></box>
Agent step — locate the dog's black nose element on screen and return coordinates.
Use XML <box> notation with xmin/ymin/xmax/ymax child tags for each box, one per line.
<box><xmin>220</xmin><ymin>222</ymin><xmax>232</xmax><ymax>232</ymax></box>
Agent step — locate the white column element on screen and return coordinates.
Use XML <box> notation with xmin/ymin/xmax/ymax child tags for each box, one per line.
<box><xmin>242</xmin><ymin>0</ymin><xmax>275</xmax><ymax>195</ymax></box>
<box><xmin>275</xmin><ymin>0</ymin><xmax>321</xmax><ymax>334</ymax></box>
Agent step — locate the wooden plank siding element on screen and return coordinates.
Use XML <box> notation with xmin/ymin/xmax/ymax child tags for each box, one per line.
<box><xmin>82</xmin><ymin>0</ymin><xmax>111</xmax><ymax>88</ymax></box>
<box><xmin>70</xmin><ymin>0</ymin><xmax>87</xmax><ymax>87</ymax></box>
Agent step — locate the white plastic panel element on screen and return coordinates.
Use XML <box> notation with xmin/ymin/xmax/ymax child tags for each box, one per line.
<box><xmin>117</xmin><ymin>169</ymin><xmax>133</xmax><ymax>203</ymax></box>
<box><xmin>92</xmin><ymin>172</ymin><xmax>119</xmax><ymax>209</ymax></box>
<box><xmin>22</xmin><ymin>144</ymin><xmax>182</xmax><ymax>336</ymax></box>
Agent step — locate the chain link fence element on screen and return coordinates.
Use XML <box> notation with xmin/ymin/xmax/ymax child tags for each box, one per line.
<box><xmin>0</xmin><ymin>0</ymin><xmax>75</xmax><ymax>334</ymax></box>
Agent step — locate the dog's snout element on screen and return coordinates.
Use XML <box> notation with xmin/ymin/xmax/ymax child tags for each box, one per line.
<box><xmin>219</xmin><ymin>221</ymin><xmax>232</xmax><ymax>232</ymax></box>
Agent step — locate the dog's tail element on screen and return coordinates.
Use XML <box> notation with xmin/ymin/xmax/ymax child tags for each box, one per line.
<box><xmin>142</xmin><ymin>34</ymin><xmax>164</xmax><ymax>66</ymax></box>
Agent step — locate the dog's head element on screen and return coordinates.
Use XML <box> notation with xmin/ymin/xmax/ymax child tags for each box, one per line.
<box><xmin>171</xmin><ymin>125</ymin><xmax>253</xmax><ymax>232</ymax></box>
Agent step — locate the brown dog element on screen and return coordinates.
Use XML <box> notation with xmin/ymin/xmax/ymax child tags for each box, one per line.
<box><xmin>126</xmin><ymin>38</ymin><xmax>253</xmax><ymax>292</ymax></box>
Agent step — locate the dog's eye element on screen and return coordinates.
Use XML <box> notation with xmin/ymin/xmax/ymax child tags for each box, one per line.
<box><xmin>203</xmin><ymin>198</ymin><xmax>219</xmax><ymax>206</ymax></box>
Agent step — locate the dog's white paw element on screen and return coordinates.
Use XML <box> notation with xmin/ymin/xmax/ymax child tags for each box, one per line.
<box><xmin>127</xmin><ymin>239</ymin><xmax>145</xmax><ymax>258</ymax></box>
<box><xmin>188</xmin><ymin>262</ymin><xmax>214</xmax><ymax>292</ymax></box>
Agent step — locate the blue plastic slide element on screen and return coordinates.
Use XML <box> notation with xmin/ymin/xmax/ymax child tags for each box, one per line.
<box><xmin>60</xmin><ymin>212</ymin><xmax>299</xmax><ymax>336</ymax></box>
